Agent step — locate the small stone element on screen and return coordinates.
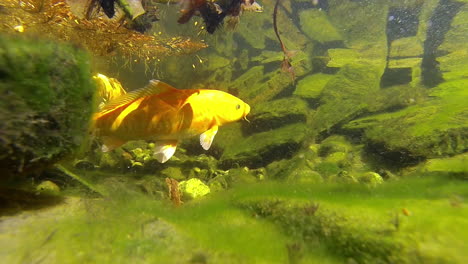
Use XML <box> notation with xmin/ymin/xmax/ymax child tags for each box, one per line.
<box><xmin>359</xmin><ymin>172</ymin><xmax>384</xmax><ymax>186</ymax></box>
<box><xmin>178</xmin><ymin>178</ymin><xmax>210</xmax><ymax>200</ymax></box>
<box><xmin>36</xmin><ymin>180</ymin><xmax>60</xmax><ymax>195</ymax></box>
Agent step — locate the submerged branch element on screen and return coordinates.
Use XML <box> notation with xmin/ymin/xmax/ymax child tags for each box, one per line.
<box><xmin>273</xmin><ymin>0</ymin><xmax>295</xmax><ymax>82</ymax></box>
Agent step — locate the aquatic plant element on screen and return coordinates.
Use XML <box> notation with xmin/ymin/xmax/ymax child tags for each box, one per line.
<box><xmin>0</xmin><ymin>0</ymin><xmax>207</xmax><ymax>68</ymax></box>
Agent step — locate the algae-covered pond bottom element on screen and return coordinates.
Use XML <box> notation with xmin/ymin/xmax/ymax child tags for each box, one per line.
<box><xmin>1</xmin><ymin>174</ymin><xmax>467</xmax><ymax>264</ymax></box>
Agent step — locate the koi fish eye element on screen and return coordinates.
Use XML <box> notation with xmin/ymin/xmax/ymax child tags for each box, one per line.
<box><xmin>236</xmin><ymin>104</ymin><xmax>241</xmax><ymax>110</ymax></box>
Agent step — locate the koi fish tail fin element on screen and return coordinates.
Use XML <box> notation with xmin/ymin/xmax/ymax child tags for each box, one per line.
<box><xmin>153</xmin><ymin>140</ymin><xmax>178</xmax><ymax>163</ymax></box>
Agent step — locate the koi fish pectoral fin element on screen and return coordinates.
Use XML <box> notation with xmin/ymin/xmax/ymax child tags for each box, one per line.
<box><xmin>101</xmin><ymin>137</ymin><xmax>126</xmax><ymax>152</ymax></box>
<box><xmin>200</xmin><ymin>125</ymin><xmax>218</xmax><ymax>150</ymax></box>
<box><xmin>153</xmin><ymin>140</ymin><xmax>178</xmax><ymax>163</ymax></box>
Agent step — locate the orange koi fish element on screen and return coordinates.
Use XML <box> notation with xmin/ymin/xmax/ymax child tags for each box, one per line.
<box><xmin>92</xmin><ymin>80</ymin><xmax>250</xmax><ymax>163</ymax></box>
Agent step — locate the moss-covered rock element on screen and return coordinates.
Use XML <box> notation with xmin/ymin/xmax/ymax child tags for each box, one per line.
<box><xmin>235</xmin><ymin>0</ymin><xmax>308</xmax><ymax>52</ymax></box>
<box><xmin>221</xmin><ymin>123</ymin><xmax>308</xmax><ymax>169</ymax></box>
<box><xmin>311</xmin><ymin>63</ymin><xmax>382</xmax><ymax>135</ymax></box>
<box><xmin>234</xmin><ymin>50</ymin><xmax>313</xmax><ymax>103</ymax></box>
<box><xmin>326</xmin><ymin>48</ymin><xmax>360</xmax><ymax>68</ymax></box>
<box><xmin>420</xmin><ymin>153</ymin><xmax>468</xmax><ymax>178</ymax></box>
<box><xmin>344</xmin><ymin>79</ymin><xmax>468</xmax><ymax>158</ymax></box>
<box><xmin>243</xmin><ymin>97</ymin><xmax>310</xmax><ymax>134</ymax></box>
<box><xmin>438</xmin><ymin>4</ymin><xmax>468</xmax><ymax>81</ymax></box>
<box><xmin>35</xmin><ymin>180</ymin><xmax>61</xmax><ymax>195</ymax></box>
<box><xmin>318</xmin><ymin>135</ymin><xmax>353</xmax><ymax>157</ymax></box>
<box><xmin>358</xmin><ymin>172</ymin><xmax>384</xmax><ymax>187</ymax></box>
<box><xmin>237</xmin><ymin>198</ymin><xmax>410</xmax><ymax>263</ymax></box>
<box><xmin>389</xmin><ymin>37</ymin><xmax>424</xmax><ymax>58</ymax></box>
<box><xmin>178</xmin><ymin>178</ymin><xmax>210</xmax><ymax>200</ymax></box>
<box><xmin>299</xmin><ymin>9</ymin><xmax>343</xmax><ymax>44</ymax></box>
<box><xmin>293</xmin><ymin>73</ymin><xmax>334</xmax><ymax>100</ymax></box>
<box><xmin>0</xmin><ymin>36</ymin><xmax>96</xmax><ymax>181</ymax></box>
<box><xmin>328</xmin><ymin>0</ymin><xmax>388</xmax><ymax>72</ymax></box>
<box><xmin>160</xmin><ymin>167</ymin><xmax>186</xmax><ymax>181</ymax></box>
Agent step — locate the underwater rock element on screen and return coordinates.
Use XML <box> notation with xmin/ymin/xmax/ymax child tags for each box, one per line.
<box><xmin>221</xmin><ymin>123</ymin><xmax>308</xmax><ymax>169</ymax></box>
<box><xmin>313</xmin><ymin>161</ymin><xmax>342</xmax><ymax>179</ymax></box>
<box><xmin>358</xmin><ymin>172</ymin><xmax>384</xmax><ymax>187</ymax></box>
<box><xmin>288</xmin><ymin>169</ymin><xmax>323</xmax><ymax>184</ymax></box>
<box><xmin>318</xmin><ymin>135</ymin><xmax>353</xmax><ymax>157</ymax></box>
<box><xmin>98</xmin><ymin>151</ymin><xmax>125</xmax><ymax>170</ymax></box>
<box><xmin>311</xmin><ymin>63</ymin><xmax>381</xmax><ymax>135</ymax></box>
<box><xmin>299</xmin><ymin>9</ymin><xmax>343</xmax><ymax>44</ymax></box>
<box><xmin>178</xmin><ymin>178</ymin><xmax>210</xmax><ymax>200</ymax></box>
<box><xmin>332</xmin><ymin>170</ymin><xmax>358</xmax><ymax>184</ymax></box>
<box><xmin>35</xmin><ymin>180</ymin><xmax>60</xmax><ymax>195</ymax></box>
<box><xmin>237</xmin><ymin>198</ymin><xmax>410</xmax><ymax>263</ymax></box>
<box><xmin>233</xmin><ymin>1</ymin><xmax>308</xmax><ymax>52</ymax></box>
<box><xmin>420</xmin><ymin>153</ymin><xmax>468</xmax><ymax>178</ymax></box>
<box><xmin>274</xmin><ymin>3</ymin><xmax>309</xmax><ymax>52</ymax></box>
<box><xmin>389</xmin><ymin>37</ymin><xmax>424</xmax><ymax>58</ymax></box>
<box><xmin>0</xmin><ymin>36</ymin><xmax>95</xmax><ymax>181</ymax></box>
<box><xmin>293</xmin><ymin>73</ymin><xmax>334</xmax><ymax>100</ymax></box>
<box><xmin>228</xmin><ymin>167</ymin><xmax>264</xmax><ymax>185</ymax></box>
<box><xmin>205</xmin><ymin>54</ymin><xmax>232</xmax><ymax>71</ymax></box>
<box><xmin>437</xmin><ymin>4</ymin><xmax>468</xmax><ymax>81</ymax></box>
<box><xmin>237</xmin><ymin>51</ymin><xmax>312</xmax><ymax>103</ymax></box>
<box><xmin>344</xmin><ymin>79</ymin><xmax>468</xmax><ymax>160</ymax></box>
<box><xmin>282</xmin><ymin>156</ymin><xmax>323</xmax><ymax>184</ymax></box>
<box><xmin>387</xmin><ymin>58</ymin><xmax>422</xmax><ymax>69</ymax></box>
<box><xmin>160</xmin><ymin>167</ymin><xmax>186</xmax><ymax>181</ymax></box>
<box><xmin>328</xmin><ymin>0</ymin><xmax>388</xmax><ymax>73</ymax></box>
<box><xmin>206</xmin><ymin>167</ymin><xmax>262</xmax><ymax>192</ymax></box>
<box><xmin>243</xmin><ymin>97</ymin><xmax>310</xmax><ymax>134</ymax></box>
<box><xmin>326</xmin><ymin>49</ymin><xmax>360</xmax><ymax>68</ymax></box>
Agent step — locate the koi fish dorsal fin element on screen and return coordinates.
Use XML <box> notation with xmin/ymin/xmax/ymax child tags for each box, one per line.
<box><xmin>99</xmin><ymin>80</ymin><xmax>180</xmax><ymax>114</ymax></box>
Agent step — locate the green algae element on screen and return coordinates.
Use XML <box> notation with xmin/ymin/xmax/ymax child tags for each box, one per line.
<box><xmin>246</xmin><ymin>97</ymin><xmax>310</xmax><ymax>134</ymax></box>
<box><xmin>438</xmin><ymin>4</ymin><xmax>468</xmax><ymax>81</ymax></box>
<box><xmin>1</xmin><ymin>172</ymin><xmax>467</xmax><ymax>263</ymax></box>
<box><xmin>299</xmin><ymin>9</ymin><xmax>343</xmax><ymax>44</ymax></box>
<box><xmin>327</xmin><ymin>0</ymin><xmax>388</xmax><ymax>71</ymax></box>
<box><xmin>0</xmin><ymin>35</ymin><xmax>96</xmax><ymax>180</ymax></box>
<box><xmin>421</xmin><ymin>153</ymin><xmax>468</xmax><ymax>177</ymax></box>
<box><xmin>344</xmin><ymin>79</ymin><xmax>468</xmax><ymax>158</ymax></box>
<box><xmin>294</xmin><ymin>73</ymin><xmax>334</xmax><ymax>100</ymax></box>
<box><xmin>311</xmin><ymin>63</ymin><xmax>382</xmax><ymax>135</ymax></box>
<box><xmin>221</xmin><ymin>123</ymin><xmax>308</xmax><ymax>168</ymax></box>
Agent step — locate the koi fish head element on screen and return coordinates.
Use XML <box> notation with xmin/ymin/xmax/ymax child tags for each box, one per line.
<box><xmin>190</xmin><ymin>90</ymin><xmax>250</xmax><ymax>126</ymax></box>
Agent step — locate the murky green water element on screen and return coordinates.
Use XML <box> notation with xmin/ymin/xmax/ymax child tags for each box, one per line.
<box><xmin>0</xmin><ymin>0</ymin><xmax>467</xmax><ymax>263</ymax></box>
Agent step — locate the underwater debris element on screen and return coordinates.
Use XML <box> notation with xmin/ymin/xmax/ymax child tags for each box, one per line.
<box><xmin>165</xmin><ymin>177</ymin><xmax>182</xmax><ymax>206</ymax></box>
<box><xmin>97</xmin><ymin>0</ymin><xmax>117</xmax><ymax>18</ymax></box>
<box><xmin>55</xmin><ymin>165</ymin><xmax>107</xmax><ymax>196</ymax></box>
<box><xmin>86</xmin><ymin>0</ymin><xmax>159</xmax><ymax>32</ymax></box>
<box><xmin>178</xmin><ymin>0</ymin><xmax>263</xmax><ymax>33</ymax></box>
<box><xmin>0</xmin><ymin>0</ymin><xmax>207</xmax><ymax>65</ymax></box>
<box><xmin>273</xmin><ymin>0</ymin><xmax>295</xmax><ymax>82</ymax></box>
